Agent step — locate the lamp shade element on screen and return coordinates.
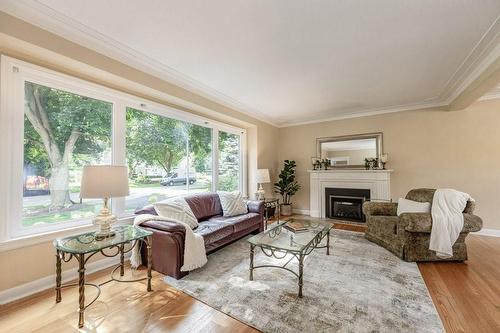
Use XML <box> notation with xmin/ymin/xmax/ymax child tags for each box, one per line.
<box><xmin>80</xmin><ymin>165</ymin><xmax>129</xmax><ymax>199</ymax></box>
<box><xmin>256</xmin><ymin>169</ymin><xmax>270</xmax><ymax>183</ymax></box>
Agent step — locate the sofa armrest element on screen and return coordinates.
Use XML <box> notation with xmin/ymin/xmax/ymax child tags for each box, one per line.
<box><xmin>463</xmin><ymin>213</ymin><xmax>482</xmax><ymax>232</ymax></box>
<box><xmin>138</xmin><ymin>218</ymin><xmax>187</xmax><ymax>279</ymax></box>
<box><xmin>363</xmin><ymin>201</ymin><xmax>397</xmax><ymax>217</ymax></box>
<box><xmin>247</xmin><ymin>200</ymin><xmax>265</xmax><ymax>215</ymax></box>
<box><xmin>140</xmin><ymin>219</ymin><xmax>186</xmax><ymax>234</ymax></box>
<box><xmin>463</xmin><ymin>200</ymin><xmax>476</xmax><ymax>214</ymax></box>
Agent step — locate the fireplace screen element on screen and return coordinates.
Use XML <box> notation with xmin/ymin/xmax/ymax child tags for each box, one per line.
<box><xmin>330</xmin><ymin>196</ymin><xmax>364</xmax><ymax>221</ymax></box>
<box><xmin>325</xmin><ymin>188</ymin><xmax>370</xmax><ymax>222</ymax></box>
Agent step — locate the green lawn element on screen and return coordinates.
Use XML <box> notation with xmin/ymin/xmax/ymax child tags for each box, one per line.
<box><xmin>129</xmin><ymin>181</ymin><xmax>162</xmax><ymax>188</ymax></box>
<box><xmin>22</xmin><ymin>204</ymin><xmax>98</xmax><ymax>226</ymax></box>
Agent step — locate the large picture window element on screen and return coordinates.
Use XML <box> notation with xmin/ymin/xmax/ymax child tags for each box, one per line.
<box><xmin>218</xmin><ymin>131</ymin><xmax>241</xmax><ymax>191</ymax></box>
<box><xmin>23</xmin><ymin>82</ymin><xmax>112</xmax><ymax>227</ymax></box>
<box><xmin>0</xmin><ymin>56</ymin><xmax>246</xmax><ymax>240</ymax></box>
<box><xmin>124</xmin><ymin>108</ymin><xmax>213</xmax><ymax>214</ymax></box>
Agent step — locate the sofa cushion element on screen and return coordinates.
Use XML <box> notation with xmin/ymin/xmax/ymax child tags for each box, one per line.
<box><xmin>401</xmin><ymin>213</ymin><xmax>433</xmax><ymax>233</ymax></box>
<box><xmin>194</xmin><ymin>221</ymin><xmax>234</xmax><ymax>246</ymax></box>
<box><xmin>184</xmin><ymin>193</ymin><xmax>223</xmax><ymax>221</ymax></box>
<box><xmin>397</xmin><ymin>198</ymin><xmax>430</xmax><ymax>216</ymax></box>
<box><xmin>207</xmin><ymin>213</ymin><xmax>260</xmax><ymax>233</ymax></box>
<box><xmin>217</xmin><ymin>191</ymin><xmax>248</xmax><ymax>217</ymax></box>
<box><xmin>402</xmin><ymin>212</ymin><xmax>483</xmax><ymax>233</ymax></box>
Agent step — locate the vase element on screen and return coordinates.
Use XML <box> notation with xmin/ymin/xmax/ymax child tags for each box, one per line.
<box><xmin>281</xmin><ymin>203</ymin><xmax>293</xmax><ymax>216</ymax></box>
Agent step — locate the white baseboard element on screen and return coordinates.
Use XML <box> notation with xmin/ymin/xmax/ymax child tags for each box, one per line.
<box><xmin>472</xmin><ymin>228</ymin><xmax>500</xmax><ymax>237</ymax></box>
<box><xmin>292</xmin><ymin>209</ymin><xmax>310</xmax><ymax>215</ymax></box>
<box><xmin>0</xmin><ymin>254</ymin><xmax>130</xmax><ymax>305</ymax></box>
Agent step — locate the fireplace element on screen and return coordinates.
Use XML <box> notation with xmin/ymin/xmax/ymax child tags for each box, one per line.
<box><xmin>325</xmin><ymin>188</ymin><xmax>370</xmax><ymax>222</ymax></box>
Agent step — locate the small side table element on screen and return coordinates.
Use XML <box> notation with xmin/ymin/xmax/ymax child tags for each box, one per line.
<box><xmin>53</xmin><ymin>225</ymin><xmax>153</xmax><ymax>328</ymax></box>
<box><xmin>263</xmin><ymin>198</ymin><xmax>280</xmax><ymax>230</ymax></box>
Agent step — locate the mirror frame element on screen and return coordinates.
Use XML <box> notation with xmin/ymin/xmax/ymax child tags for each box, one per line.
<box><xmin>316</xmin><ymin>132</ymin><xmax>383</xmax><ymax>169</ymax></box>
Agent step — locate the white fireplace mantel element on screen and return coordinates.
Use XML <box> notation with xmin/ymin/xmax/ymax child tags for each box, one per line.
<box><xmin>308</xmin><ymin>169</ymin><xmax>393</xmax><ymax>218</ymax></box>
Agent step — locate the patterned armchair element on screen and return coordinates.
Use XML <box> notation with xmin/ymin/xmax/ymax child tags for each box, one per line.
<box><xmin>362</xmin><ymin>188</ymin><xmax>482</xmax><ymax>261</ymax></box>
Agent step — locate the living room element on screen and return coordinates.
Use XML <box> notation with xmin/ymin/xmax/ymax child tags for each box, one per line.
<box><xmin>0</xmin><ymin>1</ymin><xmax>499</xmax><ymax>332</ymax></box>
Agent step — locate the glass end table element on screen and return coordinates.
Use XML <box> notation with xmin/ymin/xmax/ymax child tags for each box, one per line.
<box><xmin>53</xmin><ymin>224</ymin><xmax>153</xmax><ymax>328</ymax></box>
<box><xmin>262</xmin><ymin>198</ymin><xmax>280</xmax><ymax>230</ymax></box>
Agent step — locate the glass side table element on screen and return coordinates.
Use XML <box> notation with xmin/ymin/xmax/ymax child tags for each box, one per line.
<box><xmin>263</xmin><ymin>198</ymin><xmax>280</xmax><ymax>230</ymax></box>
<box><xmin>53</xmin><ymin>225</ymin><xmax>153</xmax><ymax>328</ymax></box>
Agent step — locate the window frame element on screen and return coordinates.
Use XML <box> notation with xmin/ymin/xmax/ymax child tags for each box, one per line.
<box><xmin>0</xmin><ymin>55</ymin><xmax>247</xmax><ymax>241</ymax></box>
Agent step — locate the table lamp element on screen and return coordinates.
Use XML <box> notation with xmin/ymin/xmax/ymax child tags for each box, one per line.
<box><xmin>256</xmin><ymin>169</ymin><xmax>271</xmax><ymax>200</ymax></box>
<box><xmin>80</xmin><ymin>165</ymin><xmax>129</xmax><ymax>239</ymax></box>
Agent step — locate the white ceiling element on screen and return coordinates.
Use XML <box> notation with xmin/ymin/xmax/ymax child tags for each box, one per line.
<box><xmin>2</xmin><ymin>0</ymin><xmax>500</xmax><ymax>127</ymax></box>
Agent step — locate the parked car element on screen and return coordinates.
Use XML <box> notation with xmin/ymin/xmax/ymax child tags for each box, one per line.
<box><xmin>160</xmin><ymin>173</ymin><xmax>196</xmax><ymax>186</ymax></box>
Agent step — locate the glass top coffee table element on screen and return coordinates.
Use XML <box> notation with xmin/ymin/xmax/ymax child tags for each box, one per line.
<box><xmin>247</xmin><ymin>217</ymin><xmax>333</xmax><ymax>297</ymax></box>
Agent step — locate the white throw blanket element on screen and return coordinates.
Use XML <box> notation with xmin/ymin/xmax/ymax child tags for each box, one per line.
<box><xmin>130</xmin><ymin>214</ymin><xmax>207</xmax><ymax>271</ymax></box>
<box><xmin>429</xmin><ymin>189</ymin><xmax>472</xmax><ymax>258</ymax></box>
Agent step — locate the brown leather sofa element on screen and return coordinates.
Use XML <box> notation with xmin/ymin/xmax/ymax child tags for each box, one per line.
<box><xmin>136</xmin><ymin>192</ymin><xmax>264</xmax><ymax>279</ymax></box>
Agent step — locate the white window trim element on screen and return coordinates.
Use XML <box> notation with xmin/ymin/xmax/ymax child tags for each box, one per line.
<box><xmin>0</xmin><ymin>55</ymin><xmax>247</xmax><ymax>246</ymax></box>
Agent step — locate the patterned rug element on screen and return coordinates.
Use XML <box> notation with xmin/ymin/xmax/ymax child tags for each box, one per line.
<box><xmin>164</xmin><ymin>229</ymin><xmax>444</xmax><ymax>333</ymax></box>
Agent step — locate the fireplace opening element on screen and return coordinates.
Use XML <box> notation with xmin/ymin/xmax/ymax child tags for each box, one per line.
<box><xmin>325</xmin><ymin>188</ymin><xmax>370</xmax><ymax>222</ymax></box>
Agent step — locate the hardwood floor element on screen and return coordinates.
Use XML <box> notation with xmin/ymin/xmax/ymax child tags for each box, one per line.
<box><xmin>1</xmin><ymin>225</ymin><xmax>499</xmax><ymax>332</ymax></box>
<box><xmin>0</xmin><ymin>267</ymin><xmax>258</xmax><ymax>333</ymax></box>
<box><xmin>418</xmin><ymin>235</ymin><xmax>500</xmax><ymax>333</ymax></box>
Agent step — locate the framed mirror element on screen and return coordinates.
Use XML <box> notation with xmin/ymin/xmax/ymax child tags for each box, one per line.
<box><xmin>316</xmin><ymin>132</ymin><xmax>383</xmax><ymax>169</ymax></box>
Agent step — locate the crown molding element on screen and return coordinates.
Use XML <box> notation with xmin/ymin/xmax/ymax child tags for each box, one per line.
<box><xmin>277</xmin><ymin>99</ymin><xmax>444</xmax><ymax>128</ymax></box>
<box><xmin>1</xmin><ymin>0</ymin><xmax>499</xmax><ymax>128</ymax></box>
<box><xmin>439</xmin><ymin>15</ymin><xmax>500</xmax><ymax>104</ymax></box>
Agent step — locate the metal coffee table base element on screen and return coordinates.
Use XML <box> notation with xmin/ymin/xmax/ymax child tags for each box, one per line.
<box><xmin>249</xmin><ymin>230</ymin><xmax>330</xmax><ymax>298</ymax></box>
<box><xmin>55</xmin><ymin>236</ymin><xmax>152</xmax><ymax>328</ymax></box>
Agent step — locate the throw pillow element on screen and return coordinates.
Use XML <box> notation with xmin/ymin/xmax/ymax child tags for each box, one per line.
<box><xmin>217</xmin><ymin>191</ymin><xmax>248</xmax><ymax>217</ymax></box>
<box><xmin>397</xmin><ymin>198</ymin><xmax>431</xmax><ymax>216</ymax></box>
<box><xmin>153</xmin><ymin>196</ymin><xmax>199</xmax><ymax>229</ymax></box>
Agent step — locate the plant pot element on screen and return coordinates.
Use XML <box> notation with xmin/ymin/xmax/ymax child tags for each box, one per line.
<box><xmin>280</xmin><ymin>203</ymin><xmax>293</xmax><ymax>216</ymax></box>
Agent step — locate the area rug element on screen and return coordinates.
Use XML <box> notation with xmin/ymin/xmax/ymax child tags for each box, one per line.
<box><xmin>164</xmin><ymin>229</ymin><xmax>444</xmax><ymax>333</ymax></box>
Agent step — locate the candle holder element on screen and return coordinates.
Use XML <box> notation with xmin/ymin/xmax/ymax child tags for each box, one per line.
<box><xmin>380</xmin><ymin>153</ymin><xmax>388</xmax><ymax>170</ymax></box>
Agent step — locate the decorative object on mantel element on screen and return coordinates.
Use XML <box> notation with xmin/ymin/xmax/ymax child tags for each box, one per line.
<box><xmin>255</xmin><ymin>168</ymin><xmax>271</xmax><ymax>200</ymax></box>
<box><xmin>364</xmin><ymin>157</ymin><xmax>379</xmax><ymax>170</ymax></box>
<box><xmin>321</xmin><ymin>158</ymin><xmax>330</xmax><ymax>170</ymax></box>
<box><xmin>274</xmin><ymin>160</ymin><xmax>300</xmax><ymax>216</ymax></box>
<box><xmin>80</xmin><ymin>165</ymin><xmax>129</xmax><ymax>239</ymax></box>
<box><xmin>380</xmin><ymin>153</ymin><xmax>388</xmax><ymax>169</ymax></box>
<box><xmin>311</xmin><ymin>157</ymin><xmax>321</xmax><ymax>170</ymax></box>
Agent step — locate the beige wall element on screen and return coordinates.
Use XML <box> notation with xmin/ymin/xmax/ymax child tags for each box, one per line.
<box><xmin>278</xmin><ymin>99</ymin><xmax>500</xmax><ymax>230</ymax></box>
<box><xmin>0</xmin><ymin>12</ymin><xmax>279</xmax><ymax>292</ymax></box>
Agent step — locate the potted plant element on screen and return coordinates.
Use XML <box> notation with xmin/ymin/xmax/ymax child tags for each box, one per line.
<box><xmin>274</xmin><ymin>160</ymin><xmax>301</xmax><ymax>216</ymax></box>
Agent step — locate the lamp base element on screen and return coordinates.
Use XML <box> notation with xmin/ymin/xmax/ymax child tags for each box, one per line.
<box><xmin>256</xmin><ymin>184</ymin><xmax>266</xmax><ymax>201</ymax></box>
<box><xmin>93</xmin><ymin>198</ymin><xmax>117</xmax><ymax>240</ymax></box>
